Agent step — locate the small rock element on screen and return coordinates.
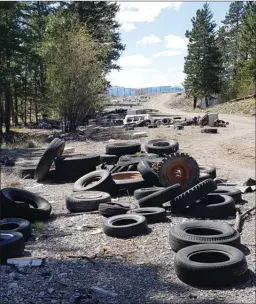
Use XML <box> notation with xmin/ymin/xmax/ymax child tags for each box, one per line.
<box><xmin>48</xmin><ymin>288</ymin><xmax>54</xmax><ymax>294</ymax></box>
<box><xmin>91</xmin><ymin>286</ymin><xmax>117</xmax><ymax>297</ymax></box>
<box><xmin>51</xmin><ymin>300</ymin><xmax>58</xmax><ymax>303</ymax></box>
<box><xmin>9</xmin><ymin>272</ymin><xmax>16</xmax><ymax>278</ymax></box>
<box><xmin>189</xmin><ymin>294</ymin><xmax>197</xmax><ymax>299</ymax></box>
<box><xmin>39</xmin><ymin>291</ymin><xmax>45</xmax><ymax>297</ymax></box>
<box><xmin>58</xmin><ymin>273</ymin><xmax>68</xmax><ymax>278</ymax></box>
<box><xmin>8</xmin><ymin>282</ymin><xmax>19</xmax><ymax>289</ymax></box>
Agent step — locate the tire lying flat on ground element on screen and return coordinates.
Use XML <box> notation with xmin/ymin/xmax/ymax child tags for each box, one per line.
<box><xmin>55</xmin><ymin>154</ymin><xmax>100</xmax><ymax>171</ymax></box>
<box><xmin>0</xmin><ymin>218</ymin><xmax>31</xmax><ymax>241</ymax></box>
<box><xmin>171</xmin><ymin>179</ymin><xmax>217</xmax><ymax>213</ymax></box>
<box><xmin>201</xmin><ymin>127</ymin><xmax>218</xmax><ymax>134</ymax></box>
<box><xmin>73</xmin><ymin>170</ymin><xmax>117</xmax><ymax>195</ymax></box>
<box><xmin>66</xmin><ymin>191</ymin><xmax>111</xmax><ymax>213</ymax></box>
<box><xmin>128</xmin><ymin>207</ymin><xmax>166</xmax><ymax>223</ymax></box>
<box><xmin>213</xmin><ymin>186</ymin><xmax>242</xmax><ymax>203</ymax></box>
<box><xmin>100</xmin><ymin>154</ymin><xmax>119</xmax><ymax>165</ymax></box>
<box><xmin>0</xmin><ymin>188</ymin><xmax>52</xmax><ymax>222</ymax></box>
<box><xmin>99</xmin><ymin>200</ymin><xmax>130</xmax><ymax>217</ymax></box>
<box><xmin>169</xmin><ymin>220</ymin><xmax>240</xmax><ymax>252</ymax></box>
<box><xmin>112</xmin><ymin>171</ymin><xmax>148</xmax><ymax>194</ymax></box>
<box><xmin>145</xmin><ymin>139</ymin><xmax>179</xmax><ymax>156</ymax></box>
<box><xmin>106</xmin><ymin>142</ymin><xmax>141</xmax><ymax>156</ymax></box>
<box><xmin>186</xmin><ymin>194</ymin><xmax>236</xmax><ymax>219</ymax></box>
<box><xmin>134</xmin><ymin>187</ymin><xmax>164</xmax><ymax>200</ymax></box>
<box><xmin>103</xmin><ymin>214</ymin><xmax>148</xmax><ymax>238</ymax></box>
<box><xmin>138</xmin><ymin>184</ymin><xmax>183</xmax><ymax>208</ymax></box>
<box><xmin>0</xmin><ymin>232</ymin><xmax>25</xmax><ymax>263</ymax></box>
<box><xmin>174</xmin><ymin>244</ymin><xmax>248</xmax><ymax>287</ymax></box>
<box><xmin>199</xmin><ymin>165</ymin><xmax>217</xmax><ymax>179</ymax></box>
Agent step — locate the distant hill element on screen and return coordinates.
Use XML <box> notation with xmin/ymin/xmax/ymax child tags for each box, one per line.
<box><xmin>107</xmin><ymin>85</ymin><xmax>184</xmax><ymax>97</ymax></box>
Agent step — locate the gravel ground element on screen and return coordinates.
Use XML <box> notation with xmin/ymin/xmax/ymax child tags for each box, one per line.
<box><xmin>0</xmin><ymin>95</ymin><xmax>255</xmax><ymax>304</ymax></box>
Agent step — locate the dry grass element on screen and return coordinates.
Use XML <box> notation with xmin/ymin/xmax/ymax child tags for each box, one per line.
<box><xmin>1</xmin><ymin>172</ymin><xmax>24</xmax><ymax>189</ymax></box>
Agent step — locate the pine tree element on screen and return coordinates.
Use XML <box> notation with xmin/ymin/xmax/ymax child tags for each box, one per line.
<box><xmin>184</xmin><ymin>3</ymin><xmax>221</xmax><ymax>107</ymax></box>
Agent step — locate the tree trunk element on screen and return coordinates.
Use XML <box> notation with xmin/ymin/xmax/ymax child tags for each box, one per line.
<box><xmin>193</xmin><ymin>96</ymin><xmax>197</xmax><ymax>109</ymax></box>
<box><xmin>0</xmin><ymin>91</ymin><xmax>3</xmax><ymax>141</ymax></box>
<box><xmin>4</xmin><ymin>84</ymin><xmax>11</xmax><ymax>133</ymax></box>
<box><xmin>205</xmin><ymin>97</ymin><xmax>209</xmax><ymax>108</ymax></box>
<box><xmin>14</xmin><ymin>87</ymin><xmax>18</xmax><ymax>126</ymax></box>
<box><xmin>29</xmin><ymin>100</ymin><xmax>32</xmax><ymax>123</ymax></box>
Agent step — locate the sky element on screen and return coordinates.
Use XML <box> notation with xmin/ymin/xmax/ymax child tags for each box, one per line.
<box><xmin>107</xmin><ymin>1</ymin><xmax>232</xmax><ymax>88</ymax></box>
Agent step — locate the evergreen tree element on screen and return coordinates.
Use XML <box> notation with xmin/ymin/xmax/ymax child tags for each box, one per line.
<box><xmin>184</xmin><ymin>3</ymin><xmax>221</xmax><ymax>107</ymax></box>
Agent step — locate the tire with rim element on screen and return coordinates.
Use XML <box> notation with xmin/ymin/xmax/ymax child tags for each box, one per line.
<box><xmin>145</xmin><ymin>139</ymin><xmax>179</xmax><ymax>156</ymax></box>
<box><xmin>73</xmin><ymin>170</ymin><xmax>117</xmax><ymax>195</ymax></box>
<box><xmin>35</xmin><ymin>138</ymin><xmax>65</xmax><ymax>182</ymax></box>
<box><xmin>134</xmin><ymin>187</ymin><xmax>164</xmax><ymax>200</ymax></box>
<box><xmin>169</xmin><ymin>220</ymin><xmax>240</xmax><ymax>252</ymax></box>
<box><xmin>0</xmin><ymin>218</ymin><xmax>32</xmax><ymax>241</ymax></box>
<box><xmin>158</xmin><ymin>153</ymin><xmax>200</xmax><ymax>191</ymax></box>
<box><xmin>99</xmin><ymin>201</ymin><xmax>130</xmax><ymax>217</ymax></box>
<box><xmin>174</xmin><ymin>244</ymin><xmax>248</xmax><ymax>287</ymax></box>
<box><xmin>106</xmin><ymin>142</ymin><xmax>141</xmax><ymax>156</ymax></box>
<box><xmin>66</xmin><ymin>191</ymin><xmax>111</xmax><ymax>213</ymax></box>
<box><xmin>0</xmin><ymin>188</ymin><xmax>52</xmax><ymax>222</ymax></box>
<box><xmin>171</xmin><ymin>179</ymin><xmax>217</xmax><ymax>213</ymax></box>
<box><xmin>186</xmin><ymin>194</ymin><xmax>236</xmax><ymax>219</ymax></box>
<box><xmin>0</xmin><ymin>232</ymin><xmax>25</xmax><ymax>263</ymax></box>
<box><xmin>213</xmin><ymin>186</ymin><xmax>242</xmax><ymax>203</ymax></box>
<box><xmin>137</xmin><ymin>160</ymin><xmax>160</xmax><ymax>186</ymax></box>
<box><xmin>112</xmin><ymin>171</ymin><xmax>148</xmax><ymax>194</ymax></box>
<box><xmin>199</xmin><ymin>165</ymin><xmax>216</xmax><ymax>179</ymax></box>
<box><xmin>103</xmin><ymin>214</ymin><xmax>148</xmax><ymax>238</ymax></box>
<box><xmin>128</xmin><ymin>207</ymin><xmax>166</xmax><ymax>223</ymax></box>
<box><xmin>138</xmin><ymin>184</ymin><xmax>183</xmax><ymax>208</ymax></box>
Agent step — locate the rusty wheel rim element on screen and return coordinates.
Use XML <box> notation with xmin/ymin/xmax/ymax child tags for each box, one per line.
<box><xmin>112</xmin><ymin>172</ymin><xmax>142</xmax><ymax>180</ymax></box>
<box><xmin>165</xmin><ymin>160</ymin><xmax>191</xmax><ymax>184</ymax></box>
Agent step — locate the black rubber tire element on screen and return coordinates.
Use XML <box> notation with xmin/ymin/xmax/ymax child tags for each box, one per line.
<box><xmin>0</xmin><ymin>231</ymin><xmax>25</xmax><ymax>263</ymax></box>
<box><xmin>174</xmin><ymin>244</ymin><xmax>248</xmax><ymax>287</ymax></box>
<box><xmin>199</xmin><ymin>165</ymin><xmax>217</xmax><ymax>179</ymax></box>
<box><xmin>158</xmin><ymin>153</ymin><xmax>200</xmax><ymax>191</ymax></box>
<box><xmin>186</xmin><ymin>194</ymin><xmax>236</xmax><ymax>219</ymax></box>
<box><xmin>112</xmin><ymin>171</ymin><xmax>148</xmax><ymax>194</ymax></box>
<box><xmin>169</xmin><ymin>220</ymin><xmax>240</xmax><ymax>252</ymax></box>
<box><xmin>128</xmin><ymin>207</ymin><xmax>166</xmax><ymax>223</ymax></box>
<box><xmin>55</xmin><ymin>154</ymin><xmax>100</xmax><ymax>172</ymax></box>
<box><xmin>201</xmin><ymin>127</ymin><xmax>218</xmax><ymax>134</ymax></box>
<box><xmin>118</xmin><ymin>153</ymin><xmax>158</xmax><ymax>165</ymax></box>
<box><xmin>145</xmin><ymin>139</ymin><xmax>179</xmax><ymax>156</ymax></box>
<box><xmin>138</xmin><ymin>184</ymin><xmax>183</xmax><ymax>208</ymax></box>
<box><xmin>199</xmin><ymin>172</ymin><xmax>210</xmax><ymax>182</ymax></box>
<box><xmin>35</xmin><ymin>138</ymin><xmax>65</xmax><ymax>182</ymax></box>
<box><xmin>46</xmin><ymin>167</ymin><xmax>96</xmax><ymax>183</ymax></box>
<box><xmin>134</xmin><ymin>187</ymin><xmax>164</xmax><ymax>200</ymax></box>
<box><xmin>73</xmin><ymin>170</ymin><xmax>117</xmax><ymax>195</ymax></box>
<box><xmin>100</xmin><ymin>154</ymin><xmax>119</xmax><ymax>165</ymax></box>
<box><xmin>103</xmin><ymin>214</ymin><xmax>148</xmax><ymax>238</ymax></box>
<box><xmin>213</xmin><ymin>186</ymin><xmax>242</xmax><ymax>203</ymax></box>
<box><xmin>171</xmin><ymin>179</ymin><xmax>217</xmax><ymax>213</ymax></box>
<box><xmin>0</xmin><ymin>188</ymin><xmax>52</xmax><ymax>222</ymax></box>
<box><xmin>99</xmin><ymin>201</ymin><xmax>130</xmax><ymax>217</ymax></box>
<box><xmin>106</xmin><ymin>142</ymin><xmax>141</xmax><ymax>156</ymax></box>
<box><xmin>137</xmin><ymin>160</ymin><xmax>160</xmax><ymax>186</ymax></box>
<box><xmin>0</xmin><ymin>218</ymin><xmax>32</xmax><ymax>241</ymax></box>
<box><xmin>66</xmin><ymin>191</ymin><xmax>111</xmax><ymax>213</ymax></box>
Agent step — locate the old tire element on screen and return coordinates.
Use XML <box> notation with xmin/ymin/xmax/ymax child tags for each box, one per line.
<box><xmin>0</xmin><ymin>188</ymin><xmax>52</xmax><ymax>222</ymax></box>
<box><xmin>174</xmin><ymin>244</ymin><xmax>248</xmax><ymax>287</ymax></box>
<box><xmin>118</xmin><ymin>153</ymin><xmax>158</xmax><ymax>165</ymax></box>
<box><xmin>201</xmin><ymin>127</ymin><xmax>218</xmax><ymax>134</ymax></box>
<box><xmin>137</xmin><ymin>160</ymin><xmax>160</xmax><ymax>186</ymax></box>
<box><xmin>112</xmin><ymin>171</ymin><xmax>148</xmax><ymax>194</ymax></box>
<box><xmin>199</xmin><ymin>172</ymin><xmax>210</xmax><ymax>182</ymax></box>
<box><xmin>106</xmin><ymin>142</ymin><xmax>141</xmax><ymax>156</ymax></box>
<box><xmin>100</xmin><ymin>154</ymin><xmax>119</xmax><ymax>165</ymax></box>
<box><xmin>99</xmin><ymin>201</ymin><xmax>130</xmax><ymax>217</ymax></box>
<box><xmin>128</xmin><ymin>207</ymin><xmax>166</xmax><ymax>223</ymax></box>
<box><xmin>171</xmin><ymin>179</ymin><xmax>217</xmax><ymax>213</ymax></box>
<box><xmin>145</xmin><ymin>139</ymin><xmax>179</xmax><ymax>156</ymax></box>
<box><xmin>73</xmin><ymin>170</ymin><xmax>117</xmax><ymax>195</ymax></box>
<box><xmin>186</xmin><ymin>194</ymin><xmax>236</xmax><ymax>219</ymax></box>
<box><xmin>158</xmin><ymin>153</ymin><xmax>200</xmax><ymax>191</ymax></box>
<box><xmin>134</xmin><ymin>187</ymin><xmax>164</xmax><ymax>200</ymax></box>
<box><xmin>213</xmin><ymin>186</ymin><xmax>242</xmax><ymax>203</ymax></box>
<box><xmin>66</xmin><ymin>191</ymin><xmax>111</xmax><ymax>213</ymax></box>
<box><xmin>55</xmin><ymin>154</ymin><xmax>100</xmax><ymax>171</ymax></box>
<box><xmin>138</xmin><ymin>184</ymin><xmax>183</xmax><ymax>208</ymax></box>
<box><xmin>0</xmin><ymin>218</ymin><xmax>32</xmax><ymax>241</ymax></box>
<box><xmin>0</xmin><ymin>232</ymin><xmax>25</xmax><ymax>263</ymax></box>
<box><xmin>199</xmin><ymin>165</ymin><xmax>216</xmax><ymax>179</ymax></box>
<box><xmin>103</xmin><ymin>214</ymin><xmax>148</xmax><ymax>238</ymax></box>
<box><xmin>169</xmin><ymin>220</ymin><xmax>240</xmax><ymax>252</ymax></box>
<box><xmin>35</xmin><ymin>138</ymin><xmax>65</xmax><ymax>182</ymax></box>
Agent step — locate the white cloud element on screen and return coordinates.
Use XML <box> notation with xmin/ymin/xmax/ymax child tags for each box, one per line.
<box><xmin>137</xmin><ymin>34</ymin><xmax>161</xmax><ymax>46</ymax></box>
<box><xmin>120</xmin><ymin>23</ymin><xmax>136</xmax><ymax>32</ymax></box>
<box><xmin>118</xmin><ymin>54</ymin><xmax>152</xmax><ymax>68</ymax></box>
<box><xmin>165</xmin><ymin>34</ymin><xmax>189</xmax><ymax>51</ymax></box>
<box><xmin>117</xmin><ymin>2</ymin><xmax>183</xmax><ymax>24</ymax></box>
<box><xmin>153</xmin><ymin>50</ymin><xmax>183</xmax><ymax>57</ymax></box>
<box><xmin>107</xmin><ymin>67</ymin><xmax>185</xmax><ymax>88</ymax></box>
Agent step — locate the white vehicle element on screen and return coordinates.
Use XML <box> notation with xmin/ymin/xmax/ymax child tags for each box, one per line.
<box><xmin>123</xmin><ymin>114</ymin><xmax>153</xmax><ymax>125</ymax></box>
